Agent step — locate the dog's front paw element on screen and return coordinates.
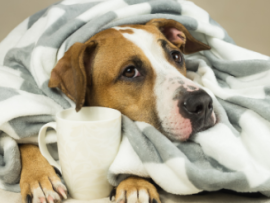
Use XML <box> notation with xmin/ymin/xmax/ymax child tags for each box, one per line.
<box><xmin>20</xmin><ymin>144</ymin><xmax>67</xmax><ymax>203</ymax></box>
<box><xmin>114</xmin><ymin>177</ymin><xmax>161</xmax><ymax>203</ymax></box>
<box><xmin>20</xmin><ymin>172</ymin><xmax>67</xmax><ymax>203</ymax></box>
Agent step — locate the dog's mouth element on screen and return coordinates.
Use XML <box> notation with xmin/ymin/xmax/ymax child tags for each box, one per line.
<box><xmin>160</xmin><ymin>109</ymin><xmax>217</xmax><ymax>142</ymax></box>
<box><xmin>191</xmin><ymin>110</ymin><xmax>217</xmax><ymax>134</ymax></box>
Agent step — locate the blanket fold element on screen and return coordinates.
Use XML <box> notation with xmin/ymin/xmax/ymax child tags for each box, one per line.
<box><xmin>1</xmin><ymin>0</ymin><xmax>270</xmax><ymax>196</ymax></box>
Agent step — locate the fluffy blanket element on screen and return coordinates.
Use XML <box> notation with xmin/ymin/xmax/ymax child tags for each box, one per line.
<box><xmin>1</xmin><ymin>0</ymin><xmax>270</xmax><ymax>197</ymax></box>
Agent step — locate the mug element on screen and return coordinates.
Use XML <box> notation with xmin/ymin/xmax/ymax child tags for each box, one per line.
<box><xmin>38</xmin><ymin>106</ymin><xmax>121</xmax><ymax>200</ymax></box>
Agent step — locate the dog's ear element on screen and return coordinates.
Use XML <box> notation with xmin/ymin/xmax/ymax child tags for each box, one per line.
<box><xmin>146</xmin><ymin>18</ymin><xmax>210</xmax><ymax>54</ymax></box>
<box><xmin>49</xmin><ymin>41</ymin><xmax>97</xmax><ymax>112</ymax></box>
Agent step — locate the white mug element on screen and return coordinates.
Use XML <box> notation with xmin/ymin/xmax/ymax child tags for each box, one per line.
<box><xmin>38</xmin><ymin>106</ymin><xmax>121</xmax><ymax>200</ymax></box>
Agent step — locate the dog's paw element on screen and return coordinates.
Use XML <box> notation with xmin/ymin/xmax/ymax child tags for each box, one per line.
<box><xmin>20</xmin><ymin>170</ymin><xmax>67</xmax><ymax>203</ymax></box>
<box><xmin>19</xmin><ymin>144</ymin><xmax>67</xmax><ymax>203</ymax></box>
<box><xmin>114</xmin><ymin>177</ymin><xmax>161</xmax><ymax>203</ymax></box>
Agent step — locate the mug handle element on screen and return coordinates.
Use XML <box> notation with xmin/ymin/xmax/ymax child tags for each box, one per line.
<box><xmin>38</xmin><ymin>122</ymin><xmax>61</xmax><ymax>173</ymax></box>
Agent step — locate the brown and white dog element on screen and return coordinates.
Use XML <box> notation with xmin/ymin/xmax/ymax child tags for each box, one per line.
<box><xmin>19</xmin><ymin>19</ymin><xmax>216</xmax><ymax>203</ymax></box>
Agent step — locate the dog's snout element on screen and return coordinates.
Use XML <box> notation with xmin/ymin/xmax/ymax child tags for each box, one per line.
<box><xmin>182</xmin><ymin>90</ymin><xmax>213</xmax><ymax>119</ymax></box>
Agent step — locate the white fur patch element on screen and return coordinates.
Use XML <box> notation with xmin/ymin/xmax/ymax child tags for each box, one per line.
<box><xmin>138</xmin><ymin>190</ymin><xmax>150</xmax><ymax>203</ymax></box>
<box><xmin>127</xmin><ymin>191</ymin><xmax>138</xmax><ymax>203</ymax></box>
<box><xmin>32</xmin><ymin>187</ymin><xmax>45</xmax><ymax>203</ymax></box>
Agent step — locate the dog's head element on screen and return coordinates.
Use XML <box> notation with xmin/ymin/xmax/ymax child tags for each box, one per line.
<box><xmin>49</xmin><ymin>18</ymin><xmax>216</xmax><ymax>141</ymax></box>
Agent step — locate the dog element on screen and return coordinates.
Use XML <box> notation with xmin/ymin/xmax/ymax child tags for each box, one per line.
<box><xmin>19</xmin><ymin>18</ymin><xmax>216</xmax><ymax>203</ymax></box>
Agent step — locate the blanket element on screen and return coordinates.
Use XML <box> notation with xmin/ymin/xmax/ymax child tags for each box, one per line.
<box><xmin>1</xmin><ymin>0</ymin><xmax>270</xmax><ymax>197</ymax></box>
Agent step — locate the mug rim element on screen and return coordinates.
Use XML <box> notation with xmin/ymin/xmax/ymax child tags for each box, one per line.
<box><xmin>56</xmin><ymin>106</ymin><xmax>121</xmax><ymax>123</ymax></box>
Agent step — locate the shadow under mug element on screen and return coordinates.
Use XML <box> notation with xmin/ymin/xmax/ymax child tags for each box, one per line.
<box><xmin>38</xmin><ymin>107</ymin><xmax>122</xmax><ymax>200</ymax></box>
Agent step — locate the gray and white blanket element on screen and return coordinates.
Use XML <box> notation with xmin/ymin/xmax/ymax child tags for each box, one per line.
<box><xmin>1</xmin><ymin>0</ymin><xmax>270</xmax><ymax>197</ymax></box>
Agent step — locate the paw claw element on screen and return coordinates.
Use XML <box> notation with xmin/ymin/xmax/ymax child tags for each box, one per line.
<box><xmin>44</xmin><ymin>189</ymin><xmax>61</xmax><ymax>203</ymax></box>
<box><xmin>39</xmin><ymin>197</ymin><xmax>46</xmax><ymax>203</ymax></box>
<box><xmin>152</xmin><ymin>198</ymin><xmax>158</xmax><ymax>203</ymax></box>
<box><xmin>47</xmin><ymin>195</ymin><xmax>54</xmax><ymax>203</ymax></box>
<box><xmin>27</xmin><ymin>195</ymin><xmax>32</xmax><ymax>203</ymax></box>
<box><xmin>58</xmin><ymin>187</ymin><xmax>67</xmax><ymax>199</ymax></box>
<box><xmin>109</xmin><ymin>187</ymin><xmax>116</xmax><ymax>201</ymax></box>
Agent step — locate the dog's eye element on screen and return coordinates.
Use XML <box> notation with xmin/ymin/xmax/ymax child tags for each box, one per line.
<box><xmin>122</xmin><ymin>66</ymin><xmax>141</xmax><ymax>78</ymax></box>
<box><xmin>171</xmin><ymin>51</ymin><xmax>181</xmax><ymax>63</ymax></box>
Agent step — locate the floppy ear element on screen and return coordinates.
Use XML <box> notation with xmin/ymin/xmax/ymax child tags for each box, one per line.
<box><xmin>146</xmin><ymin>18</ymin><xmax>210</xmax><ymax>54</ymax></box>
<box><xmin>49</xmin><ymin>41</ymin><xmax>97</xmax><ymax>112</ymax></box>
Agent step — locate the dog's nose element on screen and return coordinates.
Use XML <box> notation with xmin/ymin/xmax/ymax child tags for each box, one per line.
<box><xmin>182</xmin><ymin>89</ymin><xmax>213</xmax><ymax>119</ymax></box>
